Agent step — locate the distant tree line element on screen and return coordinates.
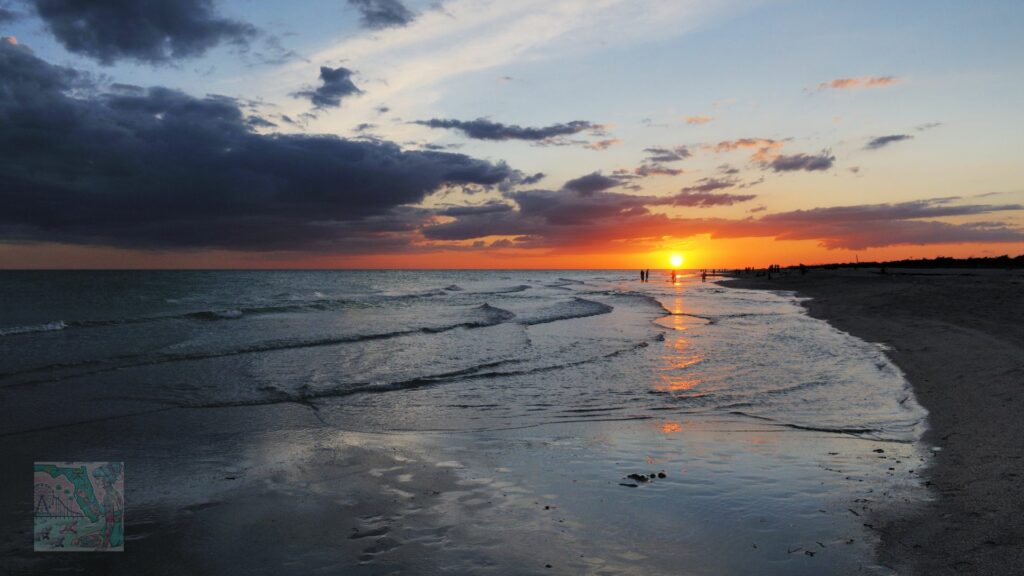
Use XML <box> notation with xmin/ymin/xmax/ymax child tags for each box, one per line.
<box><xmin>810</xmin><ymin>254</ymin><xmax>1024</xmax><ymax>270</ymax></box>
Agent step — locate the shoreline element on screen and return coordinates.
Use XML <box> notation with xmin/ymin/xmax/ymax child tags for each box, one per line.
<box><xmin>722</xmin><ymin>268</ymin><xmax>1024</xmax><ymax>574</ymax></box>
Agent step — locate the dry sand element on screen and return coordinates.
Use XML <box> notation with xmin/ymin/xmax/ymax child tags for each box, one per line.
<box><xmin>724</xmin><ymin>267</ymin><xmax>1024</xmax><ymax>575</ymax></box>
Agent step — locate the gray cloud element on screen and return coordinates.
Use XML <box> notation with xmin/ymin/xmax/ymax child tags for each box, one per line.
<box><xmin>643</xmin><ymin>146</ymin><xmax>690</xmax><ymax>163</ymax></box>
<box><xmin>438</xmin><ymin>202</ymin><xmax>514</xmax><ymax>217</ymax></box>
<box><xmin>563</xmin><ymin>172</ymin><xmax>620</xmax><ymax>196</ymax></box>
<box><xmin>865</xmin><ymin>134</ymin><xmax>913</xmax><ymax>150</ymax></box>
<box><xmin>294</xmin><ymin>66</ymin><xmax>362</xmax><ymax>108</ymax></box>
<box><xmin>759</xmin><ymin>198</ymin><xmax>1022</xmax><ymax>224</ymax></box>
<box><xmin>422</xmin><ymin>187</ymin><xmax>1021</xmax><ymax>252</ymax></box>
<box><xmin>348</xmin><ymin>0</ymin><xmax>416</xmax><ymax>29</ymax></box>
<box><xmin>0</xmin><ymin>42</ymin><xmax>514</xmax><ymax>251</ymax></box>
<box><xmin>769</xmin><ymin>152</ymin><xmax>835</xmax><ymax>172</ymax></box>
<box><xmin>659</xmin><ymin>178</ymin><xmax>755</xmax><ymax>207</ymax></box>
<box><xmin>756</xmin><ymin>198</ymin><xmax>1024</xmax><ymax>249</ymax></box>
<box><xmin>634</xmin><ymin>164</ymin><xmax>683</xmax><ymax>177</ymax></box>
<box><xmin>414</xmin><ymin>118</ymin><xmax>599</xmax><ymax>141</ymax></box>
<box><xmin>584</xmin><ymin>138</ymin><xmax>620</xmax><ymax>150</ymax></box>
<box><xmin>28</xmin><ymin>0</ymin><xmax>257</xmax><ymax>64</ymax></box>
<box><xmin>663</xmin><ymin>191</ymin><xmax>756</xmax><ymax>208</ymax></box>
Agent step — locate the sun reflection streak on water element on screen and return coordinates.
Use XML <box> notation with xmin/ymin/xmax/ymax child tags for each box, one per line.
<box><xmin>658</xmin><ymin>285</ymin><xmax>705</xmax><ymax>394</ymax></box>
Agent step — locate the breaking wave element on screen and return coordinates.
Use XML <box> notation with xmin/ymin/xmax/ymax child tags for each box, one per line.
<box><xmin>0</xmin><ymin>320</ymin><xmax>67</xmax><ymax>337</ymax></box>
<box><xmin>519</xmin><ymin>297</ymin><xmax>613</xmax><ymax>326</ymax></box>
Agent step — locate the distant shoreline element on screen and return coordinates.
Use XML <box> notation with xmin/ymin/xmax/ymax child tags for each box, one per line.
<box><xmin>722</xmin><ymin>268</ymin><xmax>1024</xmax><ymax>574</ymax></box>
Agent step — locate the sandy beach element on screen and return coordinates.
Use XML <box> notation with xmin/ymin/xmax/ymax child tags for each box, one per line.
<box><xmin>724</xmin><ymin>268</ymin><xmax>1024</xmax><ymax>574</ymax></box>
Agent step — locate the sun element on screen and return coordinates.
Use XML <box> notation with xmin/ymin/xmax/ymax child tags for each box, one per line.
<box><xmin>669</xmin><ymin>253</ymin><xmax>684</xmax><ymax>268</ymax></box>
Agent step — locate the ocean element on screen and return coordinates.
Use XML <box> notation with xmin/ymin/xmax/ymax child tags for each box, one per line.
<box><xmin>0</xmin><ymin>270</ymin><xmax>930</xmax><ymax>574</ymax></box>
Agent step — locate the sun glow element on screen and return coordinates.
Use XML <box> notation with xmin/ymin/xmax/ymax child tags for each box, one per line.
<box><xmin>669</xmin><ymin>253</ymin><xmax>684</xmax><ymax>268</ymax></box>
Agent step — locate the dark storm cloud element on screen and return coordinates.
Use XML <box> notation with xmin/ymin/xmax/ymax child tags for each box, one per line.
<box><xmin>414</xmin><ymin>118</ymin><xmax>599</xmax><ymax>141</ymax></box>
<box><xmin>0</xmin><ymin>42</ymin><xmax>514</xmax><ymax>251</ymax></box>
<box><xmin>348</xmin><ymin>0</ymin><xmax>416</xmax><ymax>29</ymax></box>
<box><xmin>768</xmin><ymin>152</ymin><xmax>835</xmax><ymax>172</ymax></box>
<box><xmin>562</xmin><ymin>172</ymin><xmax>620</xmax><ymax>196</ymax></box>
<box><xmin>864</xmin><ymin>134</ymin><xmax>913</xmax><ymax>150</ymax></box>
<box><xmin>293</xmin><ymin>66</ymin><xmax>362</xmax><ymax>108</ymax></box>
<box><xmin>28</xmin><ymin>0</ymin><xmax>257</xmax><ymax>64</ymax></box>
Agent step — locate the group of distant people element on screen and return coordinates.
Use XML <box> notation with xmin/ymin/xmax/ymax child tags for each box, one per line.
<box><xmin>734</xmin><ymin>263</ymin><xmax>808</xmax><ymax>279</ymax></box>
<box><xmin>639</xmin><ymin>266</ymin><xmax>815</xmax><ymax>283</ymax></box>
<box><xmin>638</xmin><ymin>268</ymin><xmax>721</xmax><ymax>283</ymax></box>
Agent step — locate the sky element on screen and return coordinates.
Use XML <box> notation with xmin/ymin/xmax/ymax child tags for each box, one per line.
<box><xmin>0</xmin><ymin>0</ymin><xmax>1022</xmax><ymax>269</ymax></box>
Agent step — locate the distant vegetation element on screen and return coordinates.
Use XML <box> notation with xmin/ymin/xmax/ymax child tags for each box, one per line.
<box><xmin>810</xmin><ymin>254</ymin><xmax>1024</xmax><ymax>270</ymax></box>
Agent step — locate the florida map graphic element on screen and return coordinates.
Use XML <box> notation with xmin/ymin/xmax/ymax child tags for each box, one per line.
<box><xmin>33</xmin><ymin>462</ymin><xmax>124</xmax><ymax>551</ymax></box>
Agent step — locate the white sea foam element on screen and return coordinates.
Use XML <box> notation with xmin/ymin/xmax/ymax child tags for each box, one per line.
<box><xmin>0</xmin><ymin>320</ymin><xmax>67</xmax><ymax>336</ymax></box>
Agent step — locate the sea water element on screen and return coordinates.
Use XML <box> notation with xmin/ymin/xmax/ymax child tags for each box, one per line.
<box><xmin>0</xmin><ymin>270</ymin><xmax>929</xmax><ymax>574</ymax></box>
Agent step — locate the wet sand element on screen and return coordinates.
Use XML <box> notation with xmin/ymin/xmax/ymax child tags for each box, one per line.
<box><xmin>724</xmin><ymin>268</ymin><xmax>1024</xmax><ymax>574</ymax></box>
<box><xmin>2</xmin><ymin>400</ymin><xmax>923</xmax><ymax>575</ymax></box>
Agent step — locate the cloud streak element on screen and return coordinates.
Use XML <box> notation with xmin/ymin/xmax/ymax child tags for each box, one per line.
<box><xmin>865</xmin><ymin>134</ymin><xmax>912</xmax><ymax>150</ymax></box>
<box><xmin>684</xmin><ymin>115</ymin><xmax>713</xmax><ymax>125</ymax></box>
<box><xmin>816</xmin><ymin>76</ymin><xmax>899</xmax><ymax>91</ymax></box>
<box><xmin>643</xmin><ymin>146</ymin><xmax>690</xmax><ymax>163</ymax></box>
<box><xmin>414</xmin><ymin>118</ymin><xmax>600</xmax><ymax>141</ymax></box>
<box><xmin>769</xmin><ymin>151</ymin><xmax>835</xmax><ymax>172</ymax></box>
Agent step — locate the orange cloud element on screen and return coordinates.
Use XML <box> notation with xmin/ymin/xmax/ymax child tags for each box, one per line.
<box><xmin>817</xmin><ymin>75</ymin><xmax>899</xmax><ymax>90</ymax></box>
<box><xmin>584</xmin><ymin>138</ymin><xmax>621</xmax><ymax>150</ymax></box>
<box><xmin>708</xmin><ymin>138</ymin><xmax>785</xmax><ymax>162</ymax></box>
<box><xmin>685</xmin><ymin>115</ymin><xmax>713</xmax><ymax>125</ymax></box>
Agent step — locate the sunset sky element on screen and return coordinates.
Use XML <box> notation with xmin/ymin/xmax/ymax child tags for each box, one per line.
<box><xmin>1</xmin><ymin>0</ymin><xmax>1022</xmax><ymax>268</ymax></box>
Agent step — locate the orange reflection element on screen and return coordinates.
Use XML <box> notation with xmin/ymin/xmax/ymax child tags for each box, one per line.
<box><xmin>660</xmin><ymin>422</ymin><xmax>684</xmax><ymax>434</ymax></box>
<box><xmin>654</xmin><ymin>376</ymin><xmax>700</xmax><ymax>392</ymax></box>
<box><xmin>747</xmin><ymin>435</ymin><xmax>778</xmax><ymax>447</ymax></box>
<box><xmin>662</xmin><ymin>355</ymin><xmax>702</xmax><ymax>371</ymax></box>
<box><xmin>655</xmin><ymin>286</ymin><xmax>705</xmax><ymax>397</ymax></box>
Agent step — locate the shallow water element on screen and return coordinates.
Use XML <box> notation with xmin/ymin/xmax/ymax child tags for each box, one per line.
<box><xmin>0</xmin><ymin>270</ymin><xmax>931</xmax><ymax>574</ymax></box>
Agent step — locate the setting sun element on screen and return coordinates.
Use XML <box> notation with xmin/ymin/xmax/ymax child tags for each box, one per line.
<box><xmin>670</xmin><ymin>254</ymin><xmax>684</xmax><ymax>268</ymax></box>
